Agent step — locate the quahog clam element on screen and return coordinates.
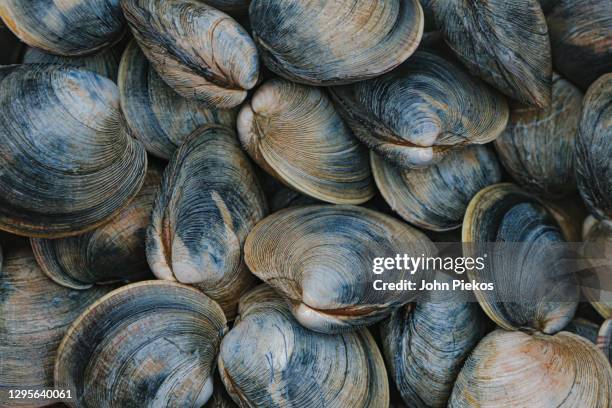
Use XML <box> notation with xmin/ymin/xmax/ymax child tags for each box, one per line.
<box><xmin>237</xmin><ymin>78</ymin><xmax>374</xmax><ymax>204</ymax></box>
<box><xmin>0</xmin><ymin>0</ymin><xmax>125</xmax><ymax>56</ymax></box>
<box><xmin>218</xmin><ymin>285</ymin><xmax>389</xmax><ymax>408</ymax></box>
<box><xmin>0</xmin><ymin>64</ymin><xmax>147</xmax><ymax>238</ymax></box>
<box><xmin>147</xmin><ymin>125</ymin><xmax>267</xmax><ymax>319</ymax></box>
<box><xmin>121</xmin><ymin>0</ymin><xmax>259</xmax><ymax>108</ymax></box>
<box><xmin>249</xmin><ymin>0</ymin><xmax>423</xmax><ymax>85</ymax></box>
<box><xmin>244</xmin><ymin>204</ymin><xmax>436</xmax><ymax>333</ymax></box>
<box><xmin>54</xmin><ymin>281</ymin><xmax>227</xmax><ymax>407</ymax></box>
<box><xmin>119</xmin><ymin>41</ymin><xmax>237</xmax><ymax>160</ymax></box>
<box><xmin>430</xmin><ymin>0</ymin><xmax>552</xmax><ymax>107</ymax></box>
<box><xmin>449</xmin><ymin>330</ymin><xmax>612</xmax><ymax>407</ymax></box>
<box><xmin>330</xmin><ymin>51</ymin><xmax>508</xmax><ymax>169</ymax></box>
<box><xmin>372</xmin><ymin>145</ymin><xmax>502</xmax><ymax>231</ymax></box>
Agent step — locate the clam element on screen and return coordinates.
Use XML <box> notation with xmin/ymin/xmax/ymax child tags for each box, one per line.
<box><xmin>218</xmin><ymin>285</ymin><xmax>389</xmax><ymax>407</ymax></box>
<box><xmin>547</xmin><ymin>0</ymin><xmax>612</xmax><ymax>90</ymax></box>
<box><xmin>575</xmin><ymin>74</ymin><xmax>612</xmax><ymax>222</ymax></box>
<box><xmin>0</xmin><ymin>64</ymin><xmax>147</xmax><ymax>238</ymax></box>
<box><xmin>0</xmin><ymin>0</ymin><xmax>125</xmax><ymax>56</ymax></box>
<box><xmin>249</xmin><ymin>0</ymin><xmax>423</xmax><ymax>85</ymax></box>
<box><xmin>430</xmin><ymin>0</ymin><xmax>552</xmax><ymax>107</ymax></box>
<box><xmin>463</xmin><ymin>183</ymin><xmax>579</xmax><ymax>334</ymax></box>
<box><xmin>565</xmin><ymin>317</ymin><xmax>600</xmax><ymax>343</ymax></box>
<box><xmin>330</xmin><ymin>51</ymin><xmax>509</xmax><ymax>170</ymax></box>
<box><xmin>30</xmin><ymin>164</ymin><xmax>163</xmax><ymax>290</ymax></box>
<box><xmin>449</xmin><ymin>330</ymin><xmax>612</xmax><ymax>407</ymax></box>
<box><xmin>146</xmin><ymin>125</ymin><xmax>267</xmax><ymax>318</ymax></box>
<box><xmin>494</xmin><ymin>74</ymin><xmax>582</xmax><ymax>197</ymax></box>
<box><xmin>121</xmin><ymin>0</ymin><xmax>259</xmax><ymax>108</ymax></box>
<box><xmin>372</xmin><ymin>145</ymin><xmax>502</xmax><ymax>231</ymax></box>
<box><xmin>55</xmin><ymin>281</ymin><xmax>227</xmax><ymax>407</ymax></box>
<box><xmin>0</xmin><ymin>247</ymin><xmax>111</xmax><ymax>407</ymax></box>
<box><xmin>23</xmin><ymin>46</ymin><xmax>121</xmax><ymax>81</ymax></box>
<box><xmin>244</xmin><ymin>204</ymin><xmax>436</xmax><ymax>333</ymax></box>
<box><xmin>237</xmin><ymin>78</ymin><xmax>374</xmax><ymax>204</ymax></box>
<box><xmin>581</xmin><ymin>220</ymin><xmax>612</xmax><ymax>319</ymax></box>
<box><xmin>599</xmin><ymin>319</ymin><xmax>612</xmax><ymax>362</ymax></box>
<box><xmin>119</xmin><ymin>41</ymin><xmax>237</xmax><ymax>160</ymax></box>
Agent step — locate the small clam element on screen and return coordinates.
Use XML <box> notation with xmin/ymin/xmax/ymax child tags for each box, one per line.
<box><xmin>548</xmin><ymin>0</ymin><xmax>612</xmax><ymax>90</ymax></box>
<box><xmin>599</xmin><ymin>319</ymin><xmax>612</xmax><ymax>362</ymax></box>
<box><xmin>330</xmin><ymin>51</ymin><xmax>508</xmax><ymax>170</ymax></box>
<box><xmin>565</xmin><ymin>317</ymin><xmax>600</xmax><ymax>343</ymax></box>
<box><xmin>23</xmin><ymin>46</ymin><xmax>121</xmax><ymax>81</ymax></box>
<box><xmin>249</xmin><ymin>0</ymin><xmax>423</xmax><ymax>85</ymax></box>
<box><xmin>372</xmin><ymin>145</ymin><xmax>502</xmax><ymax>231</ymax></box>
<box><xmin>0</xmin><ymin>65</ymin><xmax>147</xmax><ymax>238</ymax></box>
<box><xmin>495</xmin><ymin>74</ymin><xmax>582</xmax><ymax>197</ymax></box>
<box><xmin>119</xmin><ymin>41</ymin><xmax>237</xmax><ymax>160</ymax></box>
<box><xmin>237</xmin><ymin>78</ymin><xmax>374</xmax><ymax>204</ymax></box>
<box><xmin>0</xmin><ymin>0</ymin><xmax>125</xmax><ymax>56</ymax></box>
<box><xmin>244</xmin><ymin>204</ymin><xmax>436</xmax><ymax>333</ymax></box>
<box><xmin>218</xmin><ymin>285</ymin><xmax>389</xmax><ymax>408</ymax></box>
<box><xmin>55</xmin><ymin>281</ymin><xmax>227</xmax><ymax>407</ymax></box>
<box><xmin>431</xmin><ymin>0</ymin><xmax>552</xmax><ymax>107</ymax></box>
<box><xmin>0</xmin><ymin>247</ymin><xmax>111</xmax><ymax>407</ymax></box>
<box><xmin>30</xmin><ymin>164</ymin><xmax>163</xmax><ymax>290</ymax></box>
<box><xmin>121</xmin><ymin>0</ymin><xmax>259</xmax><ymax>108</ymax></box>
<box><xmin>581</xmin><ymin>220</ymin><xmax>612</xmax><ymax>319</ymax></box>
<box><xmin>463</xmin><ymin>183</ymin><xmax>579</xmax><ymax>334</ymax></box>
<box><xmin>147</xmin><ymin>125</ymin><xmax>267</xmax><ymax>318</ymax></box>
<box><xmin>449</xmin><ymin>330</ymin><xmax>612</xmax><ymax>407</ymax></box>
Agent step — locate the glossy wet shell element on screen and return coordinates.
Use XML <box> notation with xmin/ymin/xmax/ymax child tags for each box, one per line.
<box><xmin>581</xmin><ymin>220</ymin><xmax>612</xmax><ymax>319</ymax></box>
<box><xmin>431</xmin><ymin>0</ymin><xmax>552</xmax><ymax>107</ymax></box>
<box><xmin>121</xmin><ymin>0</ymin><xmax>259</xmax><ymax>108</ymax></box>
<box><xmin>244</xmin><ymin>204</ymin><xmax>436</xmax><ymax>333</ymax></box>
<box><xmin>495</xmin><ymin>74</ymin><xmax>582</xmax><ymax>197</ymax></box>
<box><xmin>0</xmin><ymin>247</ymin><xmax>111</xmax><ymax>407</ymax></box>
<box><xmin>30</xmin><ymin>164</ymin><xmax>163</xmax><ymax>290</ymax></box>
<box><xmin>54</xmin><ymin>281</ymin><xmax>227</xmax><ymax>407</ymax></box>
<box><xmin>237</xmin><ymin>78</ymin><xmax>374</xmax><ymax>204</ymax></box>
<box><xmin>0</xmin><ymin>0</ymin><xmax>125</xmax><ymax>56</ymax></box>
<box><xmin>449</xmin><ymin>330</ymin><xmax>612</xmax><ymax>408</ymax></box>
<box><xmin>330</xmin><ymin>51</ymin><xmax>508</xmax><ymax>170</ymax></box>
<box><xmin>0</xmin><ymin>65</ymin><xmax>147</xmax><ymax>238</ymax></box>
<box><xmin>575</xmin><ymin>74</ymin><xmax>612</xmax><ymax>222</ymax></box>
<box><xmin>23</xmin><ymin>46</ymin><xmax>121</xmax><ymax>81</ymax></box>
<box><xmin>218</xmin><ymin>285</ymin><xmax>389</xmax><ymax>408</ymax></box>
<box><xmin>372</xmin><ymin>145</ymin><xmax>502</xmax><ymax>231</ymax></box>
<box><xmin>146</xmin><ymin>125</ymin><xmax>267</xmax><ymax>319</ymax></box>
<box><xmin>249</xmin><ymin>0</ymin><xmax>423</xmax><ymax>85</ymax></box>
<box><xmin>462</xmin><ymin>183</ymin><xmax>579</xmax><ymax>334</ymax></box>
<box><xmin>548</xmin><ymin>0</ymin><xmax>612</xmax><ymax>90</ymax></box>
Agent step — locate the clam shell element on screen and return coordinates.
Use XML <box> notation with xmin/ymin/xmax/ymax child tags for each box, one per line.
<box><xmin>431</xmin><ymin>0</ymin><xmax>552</xmax><ymax>107</ymax></box>
<box><xmin>119</xmin><ymin>41</ymin><xmax>237</xmax><ymax>160</ymax></box>
<box><xmin>330</xmin><ymin>51</ymin><xmax>509</xmax><ymax>170</ymax></box>
<box><xmin>237</xmin><ymin>78</ymin><xmax>374</xmax><ymax>204</ymax></box>
<box><xmin>244</xmin><ymin>204</ymin><xmax>436</xmax><ymax>333</ymax></box>
<box><xmin>121</xmin><ymin>0</ymin><xmax>259</xmax><ymax>108</ymax></box>
<box><xmin>146</xmin><ymin>125</ymin><xmax>267</xmax><ymax>319</ymax></box>
<box><xmin>0</xmin><ymin>0</ymin><xmax>125</xmax><ymax>56</ymax></box>
<box><xmin>463</xmin><ymin>183</ymin><xmax>579</xmax><ymax>334</ymax></box>
<box><xmin>54</xmin><ymin>281</ymin><xmax>227</xmax><ymax>407</ymax></box>
<box><xmin>548</xmin><ymin>0</ymin><xmax>612</xmax><ymax>90</ymax></box>
<box><xmin>495</xmin><ymin>74</ymin><xmax>582</xmax><ymax>197</ymax></box>
<box><xmin>249</xmin><ymin>0</ymin><xmax>423</xmax><ymax>85</ymax></box>
<box><xmin>575</xmin><ymin>73</ymin><xmax>612</xmax><ymax>222</ymax></box>
<box><xmin>23</xmin><ymin>46</ymin><xmax>121</xmax><ymax>81</ymax></box>
<box><xmin>30</xmin><ymin>163</ymin><xmax>163</xmax><ymax>290</ymax></box>
<box><xmin>598</xmin><ymin>319</ymin><xmax>612</xmax><ymax>362</ymax></box>
<box><xmin>449</xmin><ymin>330</ymin><xmax>612</xmax><ymax>407</ymax></box>
<box><xmin>372</xmin><ymin>145</ymin><xmax>502</xmax><ymax>231</ymax></box>
<box><xmin>581</xmin><ymin>220</ymin><xmax>612</xmax><ymax>319</ymax></box>
<box><xmin>0</xmin><ymin>247</ymin><xmax>111</xmax><ymax>407</ymax></box>
<box><xmin>0</xmin><ymin>65</ymin><xmax>147</xmax><ymax>238</ymax></box>
<box><xmin>218</xmin><ymin>285</ymin><xmax>389</xmax><ymax>408</ymax></box>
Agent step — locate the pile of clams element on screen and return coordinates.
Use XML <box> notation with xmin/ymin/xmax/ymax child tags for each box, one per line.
<box><xmin>0</xmin><ymin>0</ymin><xmax>610</xmax><ymax>407</ymax></box>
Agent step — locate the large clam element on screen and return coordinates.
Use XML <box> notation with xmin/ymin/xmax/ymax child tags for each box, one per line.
<box><xmin>330</xmin><ymin>51</ymin><xmax>508</xmax><ymax>170</ymax></box>
<box><xmin>55</xmin><ymin>281</ymin><xmax>227</xmax><ymax>407</ymax></box>
<box><xmin>237</xmin><ymin>78</ymin><xmax>374</xmax><ymax>204</ymax></box>
<box><xmin>121</xmin><ymin>0</ymin><xmax>259</xmax><ymax>108</ymax></box>
<box><xmin>147</xmin><ymin>125</ymin><xmax>267</xmax><ymax>318</ymax></box>
<box><xmin>218</xmin><ymin>285</ymin><xmax>389</xmax><ymax>407</ymax></box>
<box><xmin>0</xmin><ymin>64</ymin><xmax>147</xmax><ymax>238</ymax></box>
